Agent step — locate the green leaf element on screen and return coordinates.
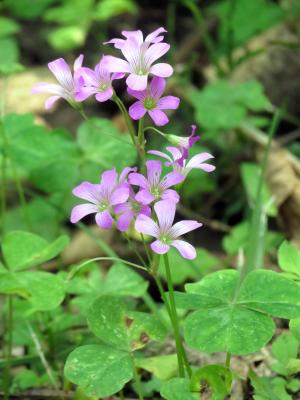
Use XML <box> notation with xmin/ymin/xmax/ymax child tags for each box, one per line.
<box><xmin>101</xmin><ymin>263</ymin><xmax>148</xmax><ymax>297</ymax></box>
<box><xmin>0</xmin><ymin>37</ymin><xmax>19</xmax><ymax>68</ymax></box>
<box><xmin>0</xmin><ymin>271</ymin><xmax>65</xmax><ymax>310</ymax></box>
<box><xmin>190</xmin><ymin>365</ymin><xmax>232</xmax><ymax>400</ymax></box>
<box><xmin>191</xmin><ymin>80</ymin><xmax>269</xmax><ymax>131</ymax></box>
<box><xmin>64</xmin><ymin>344</ymin><xmax>133</xmax><ymax>398</ymax></box>
<box><xmin>278</xmin><ymin>241</ymin><xmax>300</xmax><ymax>277</ymax></box>
<box><xmin>271</xmin><ymin>332</ymin><xmax>299</xmax><ymax>375</ymax></box>
<box><xmin>2</xmin><ymin>231</ymin><xmax>69</xmax><ymax>270</ymax></box>
<box><xmin>135</xmin><ymin>355</ymin><xmax>178</xmax><ymax>380</ymax></box>
<box><xmin>94</xmin><ymin>0</ymin><xmax>137</xmax><ymax>20</ymax></box>
<box><xmin>290</xmin><ymin>317</ymin><xmax>300</xmax><ymax>342</ymax></box>
<box><xmin>183</xmin><ymin>269</ymin><xmax>300</xmax><ymax>354</ymax></box>
<box><xmin>249</xmin><ymin>370</ymin><xmax>290</xmax><ymax>400</ymax></box>
<box><xmin>211</xmin><ymin>0</ymin><xmax>283</xmax><ymax>52</ymax></box>
<box><xmin>240</xmin><ymin>163</ymin><xmax>277</xmax><ymax>217</ymax></box>
<box><xmin>4</xmin><ymin>0</ymin><xmax>56</xmax><ymax>19</ymax></box>
<box><xmin>0</xmin><ymin>17</ymin><xmax>20</xmax><ymax>38</ymax></box>
<box><xmin>161</xmin><ymin>378</ymin><xmax>197</xmax><ymax>400</ymax></box>
<box><xmin>77</xmin><ymin>118</ymin><xmax>136</xmax><ymax>173</ymax></box>
<box><xmin>48</xmin><ymin>26</ymin><xmax>86</xmax><ymax>51</ymax></box>
<box><xmin>87</xmin><ymin>296</ymin><xmax>166</xmax><ymax>351</ymax></box>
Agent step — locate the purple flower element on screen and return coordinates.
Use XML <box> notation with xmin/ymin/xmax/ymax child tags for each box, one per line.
<box><xmin>135</xmin><ymin>200</ymin><xmax>202</xmax><ymax>259</ymax></box>
<box><xmin>103</xmin><ymin>28</ymin><xmax>173</xmax><ymax>91</ymax></box>
<box><xmin>75</xmin><ymin>56</ymin><xmax>124</xmax><ymax>103</ymax></box>
<box><xmin>165</xmin><ymin>125</ymin><xmax>200</xmax><ymax>164</ymax></box>
<box><xmin>70</xmin><ymin>168</ymin><xmax>129</xmax><ymax>229</ymax></box>
<box><xmin>32</xmin><ymin>55</ymin><xmax>84</xmax><ymax>110</ymax></box>
<box><xmin>104</xmin><ymin>28</ymin><xmax>167</xmax><ymax>49</ymax></box>
<box><xmin>128</xmin><ymin>77</ymin><xmax>180</xmax><ymax>126</ymax></box>
<box><xmin>128</xmin><ymin>160</ymin><xmax>184</xmax><ymax>205</ymax></box>
<box><xmin>148</xmin><ymin>146</ymin><xmax>215</xmax><ymax>178</ymax></box>
<box><xmin>104</xmin><ymin>27</ymin><xmax>167</xmax><ymax>49</ymax></box>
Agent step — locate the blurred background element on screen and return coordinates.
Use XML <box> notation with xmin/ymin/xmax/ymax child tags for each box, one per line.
<box><xmin>0</xmin><ymin>0</ymin><xmax>300</xmax><ymax>261</ymax></box>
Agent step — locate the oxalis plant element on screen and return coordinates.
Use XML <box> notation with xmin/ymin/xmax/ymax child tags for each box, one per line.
<box><xmin>13</xmin><ymin>27</ymin><xmax>299</xmax><ymax>399</ymax></box>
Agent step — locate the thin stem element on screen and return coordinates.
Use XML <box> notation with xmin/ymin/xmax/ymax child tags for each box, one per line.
<box><xmin>79</xmin><ymin>108</ymin><xmax>135</xmax><ymax>148</ymax></box>
<box><xmin>0</xmin><ymin>147</ymin><xmax>6</xmax><ymax>236</ymax></box>
<box><xmin>225</xmin><ymin>352</ymin><xmax>231</xmax><ymax>368</ymax></box>
<box><xmin>26</xmin><ymin>322</ymin><xmax>61</xmax><ymax>398</ymax></box>
<box><xmin>112</xmin><ymin>94</ymin><xmax>137</xmax><ymax>146</ymax></box>
<box><xmin>123</xmin><ymin>233</ymin><xmax>148</xmax><ymax>269</ymax></box>
<box><xmin>3</xmin><ymin>296</ymin><xmax>13</xmax><ymax>400</ymax></box>
<box><xmin>140</xmin><ymin>233</ymin><xmax>151</xmax><ymax>263</ymax></box>
<box><xmin>68</xmin><ymin>256</ymin><xmax>147</xmax><ymax>280</ymax></box>
<box><xmin>143</xmin><ymin>126</ymin><xmax>166</xmax><ymax>139</ymax></box>
<box><xmin>163</xmin><ymin>254</ymin><xmax>185</xmax><ymax>377</ymax></box>
<box><xmin>130</xmin><ymin>353</ymin><xmax>144</xmax><ymax>400</ymax></box>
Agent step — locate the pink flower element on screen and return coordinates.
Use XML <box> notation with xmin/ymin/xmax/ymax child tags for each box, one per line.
<box><xmin>103</xmin><ymin>28</ymin><xmax>173</xmax><ymax>91</ymax></box>
<box><xmin>166</xmin><ymin>125</ymin><xmax>200</xmax><ymax>164</ymax></box>
<box><xmin>114</xmin><ymin>193</ymin><xmax>151</xmax><ymax>232</ymax></box>
<box><xmin>148</xmin><ymin>146</ymin><xmax>215</xmax><ymax>178</ymax></box>
<box><xmin>104</xmin><ymin>27</ymin><xmax>167</xmax><ymax>49</ymax></box>
<box><xmin>75</xmin><ymin>56</ymin><xmax>124</xmax><ymax>103</ymax></box>
<box><xmin>135</xmin><ymin>200</ymin><xmax>202</xmax><ymax>259</ymax></box>
<box><xmin>70</xmin><ymin>168</ymin><xmax>129</xmax><ymax>229</ymax></box>
<box><xmin>129</xmin><ymin>160</ymin><xmax>184</xmax><ymax>205</ymax></box>
<box><xmin>32</xmin><ymin>55</ymin><xmax>84</xmax><ymax>110</ymax></box>
<box><xmin>128</xmin><ymin>77</ymin><xmax>180</xmax><ymax>126</ymax></box>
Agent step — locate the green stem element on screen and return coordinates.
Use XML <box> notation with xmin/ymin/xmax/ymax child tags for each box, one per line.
<box><xmin>11</xmin><ymin>162</ymin><xmax>32</xmax><ymax>230</ymax></box>
<box><xmin>140</xmin><ymin>233</ymin><xmax>151</xmax><ymax>263</ymax></box>
<box><xmin>143</xmin><ymin>126</ymin><xmax>166</xmax><ymax>139</ymax></box>
<box><xmin>112</xmin><ymin>94</ymin><xmax>137</xmax><ymax>146</ymax></box>
<box><xmin>130</xmin><ymin>353</ymin><xmax>144</xmax><ymax>400</ymax></box>
<box><xmin>163</xmin><ymin>254</ymin><xmax>185</xmax><ymax>377</ymax></box>
<box><xmin>0</xmin><ymin>148</ymin><xmax>6</xmax><ymax>236</ymax></box>
<box><xmin>123</xmin><ymin>233</ymin><xmax>148</xmax><ymax>269</ymax></box>
<box><xmin>68</xmin><ymin>256</ymin><xmax>147</xmax><ymax>280</ymax></box>
<box><xmin>3</xmin><ymin>296</ymin><xmax>13</xmax><ymax>400</ymax></box>
<box><xmin>225</xmin><ymin>352</ymin><xmax>231</xmax><ymax>368</ymax></box>
<box><xmin>153</xmin><ymin>271</ymin><xmax>191</xmax><ymax>377</ymax></box>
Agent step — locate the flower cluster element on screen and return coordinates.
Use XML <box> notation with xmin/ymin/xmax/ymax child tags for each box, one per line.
<box><xmin>70</xmin><ymin>128</ymin><xmax>214</xmax><ymax>259</ymax></box>
<box><xmin>33</xmin><ymin>27</ymin><xmax>216</xmax><ymax>260</ymax></box>
<box><xmin>32</xmin><ymin>27</ymin><xmax>179</xmax><ymax>126</ymax></box>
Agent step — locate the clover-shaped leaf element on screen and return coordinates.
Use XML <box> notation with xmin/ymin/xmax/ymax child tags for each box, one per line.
<box><xmin>178</xmin><ymin>269</ymin><xmax>300</xmax><ymax>354</ymax></box>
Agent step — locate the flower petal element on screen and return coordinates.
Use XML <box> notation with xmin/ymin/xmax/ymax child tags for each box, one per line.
<box><xmin>111</xmin><ymin>187</ymin><xmax>129</xmax><ymax>205</ymax></box>
<box><xmin>74</xmin><ymin>54</ymin><xmax>84</xmax><ymax>71</ymax></box>
<box><xmin>151</xmin><ymin>240</ymin><xmax>170</xmax><ymax>254</ymax></box>
<box><xmin>157</xmin><ymin>95</ymin><xmax>180</xmax><ymax>110</ymax></box>
<box><xmin>45</xmin><ymin>95</ymin><xmax>61</xmax><ymax>110</ymax></box>
<box><xmin>147</xmin><ymin>150</ymin><xmax>172</xmax><ymax>163</ymax></box>
<box><xmin>75</xmin><ymin>86</ymin><xmax>96</xmax><ymax>102</ymax></box>
<box><xmin>148</xmin><ymin>109</ymin><xmax>169</xmax><ymax>126</ymax></box>
<box><xmin>129</xmin><ymin>101</ymin><xmax>147</xmax><ymax>120</ymax></box>
<box><xmin>126</xmin><ymin>74</ymin><xmax>148</xmax><ymax>91</ymax></box>
<box><xmin>150</xmin><ymin>63</ymin><xmax>173</xmax><ymax>77</ymax></box>
<box><xmin>31</xmin><ymin>82</ymin><xmax>63</xmax><ymax>95</ymax></box>
<box><xmin>100</xmin><ymin>168</ymin><xmax>117</xmax><ymax>189</ymax></box>
<box><xmin>135</xmin><ymin>214</ymin><xmax>159</xmax><ymax>237</ymax></box>
<box><xmin>186</xmin><ymin>153</ymin><xmax>216</xmax><ymax>172</ymax></box>
<box><xmin>161</xmin><ymin>189</ymin><xmax>180</xmax><ymax>203</ymax></box>
<box><xmin>154</xmin><ymin>200</ymin><xmax>176</xmax><ymax>231</ymax></box>
<box><xmin>144</xmin><ymin>43</ymin><xmax>170</xmax><ymax>66</ymax></box>
<box><xmin>116</xmin><ymin>210</ymin><xmax>134</xmax><ymax>232</ymax></box>
<box><xmin>95</xmin><ymin>88</ymin><xmax>113</xmax><ymax>102</ymax></box>
<box><xmin>127</xmin><ymin>87</ymin><xmax>147</xmax><ymax>100</ymax></box>
<box><xmin>169</xmin><ymin>220</ymin><xmax>202</xmax><ymax>239</ymax></box>
<box><xmin>150</xmin><ymin>76</ymin><xmax>166</xmax><ymax>99</ymax></box>
<box><xmin>160</xmin><ymin>171</ymin><xmax>184</xmax><ymax>189</ymax></box>
<box><xmin>146</xmin><ymin>160</ymin><xmax>162</xmax><ymax>186</ymax></box>
<box><xmin>102</xmin><ymin>55</ymin><xmax>131</xmax><ymax>73</ymax></box>
<box><xmin>70</xmin><ymin>203</ymin><xmax>97</xmax><ymax>223</ymax></box>
<box><xmin>129</xmin><ymin>172</ymin><xmax>148</xmax><ymax>189</ymax></box>
<box><xmin>95</xmin><ymin>210</ymin><xmax>113</xmax><ymax>229</ymax></box>
<box><xmin>145</xmin><ymin>27</ymin><xmax>167</xmax><ymax>44</ymax></box>
<box><xmin>135</xmin><ymin>189</ymin><xmax>156</xmax><ymax>205</ymax></box>
<box><xmin>171</xmin><ymin>240</ymin><xmax>197</xmax><ymax>259</ymax></box>
<box><xmin>166</xmin><ymin>146</ymin><xmax>183</xmax><ymax>161</ymax></box>
<box><xmin>72</xmin><ymin>182</ymin><xmax>102</xmax><ymax>203</ymax></box>
<box><xmin>48</xmin><ymin>58</ymin><xmax>73</xmax><ymax>91</ymax></box>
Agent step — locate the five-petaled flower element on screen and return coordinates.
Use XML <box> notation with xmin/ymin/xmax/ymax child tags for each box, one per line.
<box><xmin>103</xmin><ymin>27</ymin><xmax>173</xmax><ymax>91</ymax></box>
<box><xmin>32</xmin><ymin>55</ymin><xmax>84</xmax><ymax>110</ymax></box>
<box><xmin>128</xmin><ymin>76</ymin><xmax>180</xmax><ymax>126</ymax></box>
<box><xmin>135</xmin><ymin>200</ymin><xmax>202</xmax><ymax>259</ymax></box>
<box><xmin>148</xmin><ymin>146</ymin><xmax>215</xmax><ymax>178</ymax></box>
<box><xmin>129</xmin><ymin>160</ymin><xmax>184</xmax><ymax>205</ymax></box>
<box><xmin>70</xmin><ymin>169</ymin><xmax>129</xmax><ymax>229</ymax></box>
<box><xmin>75</xmin><ymin>56</ymin><xmax>124</xmax><ymax>103</ymax></box>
